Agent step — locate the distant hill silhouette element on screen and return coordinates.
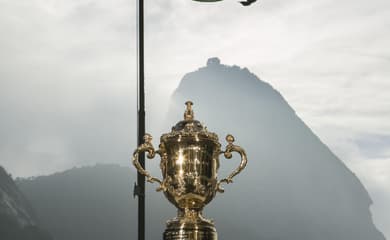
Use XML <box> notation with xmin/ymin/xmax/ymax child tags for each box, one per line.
<box><xmin>165</xmin><ymin>57</ymin><xmax>386</xmax><ymax>240</ymax></box>
<box><xmin>17</xmin><ymin>165</ymin><xmax>137</xmax><ymax>240</ymax></box>
<box><xmin>16</xmin><ymin>58</ymin><xmax>386</xmax><ymax>240</ymax></box>
<box><xmin>0</xmin><ymin>166</ymin><xmax>52</xmax><ymax>240</ymax></box>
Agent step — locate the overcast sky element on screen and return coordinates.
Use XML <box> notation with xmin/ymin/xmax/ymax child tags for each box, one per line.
<box><xmin>0</xmin><ymin>0</ymin><xmax>389</xmax><ymax>238</ymax></box>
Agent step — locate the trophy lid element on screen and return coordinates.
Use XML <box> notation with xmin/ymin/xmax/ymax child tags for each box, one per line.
<box><xmin>161</xmin><ymin>101</ymin><xmax>219</xmax><ymax>144</ymax></box>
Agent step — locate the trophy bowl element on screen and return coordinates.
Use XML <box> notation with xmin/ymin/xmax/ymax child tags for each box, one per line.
<box><xmin>132</xmin><ymin>101</ymin><xmax>247</xmax><ymax>240</ymax></box>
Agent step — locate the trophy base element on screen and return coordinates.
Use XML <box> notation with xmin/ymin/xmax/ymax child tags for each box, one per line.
<box><xmin>163</xmin><ymin>227</ymin><xmax>217</xmax><ymax>240</ymax></box>
<box><xmin>163</xmin><ymin>209</ymin><xmax>217</xmax><ymax>240</ymax></box>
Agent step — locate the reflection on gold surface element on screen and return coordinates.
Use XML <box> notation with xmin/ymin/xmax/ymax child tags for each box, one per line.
<box><xmin>132</xmin><ymin>101</ymin><xmax>247</xmax><ymax>240</ymax></box>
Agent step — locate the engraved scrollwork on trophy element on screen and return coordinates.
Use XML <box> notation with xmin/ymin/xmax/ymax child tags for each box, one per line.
<box><xmin>171</xmin><ymin>175</ymin><xmax>187</xmax><ymax>197</ymax></box>
<box><xmin>159</xmin><ymin>143</ymin><xmax>168</xmax><ymax>176</ymax></box>
<box><xmin>193</xmin><ymin>177</ymin><xmax>206</xmax><ymax>195</ymax></box>
<box><xmin>216</xmin><ymin>134</ymin><xmax>248</xmax><ymax>193</ymax></box>
<box><xmin>164</xmin><ymin>175</ymin><xmax>182</xmax><ymax>198</ymax></box>
<box><xmin>161</xmin><ymin>130</ymin><xmax>219</xmax><ymax>143</ymax></box>
<box><xmin>132</xmin><ymin>133</ymin><xmax>166</xmax><ymax>192</ymax></box>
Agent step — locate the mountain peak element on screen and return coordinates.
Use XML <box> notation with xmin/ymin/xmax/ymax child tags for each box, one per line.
<box><xmin>206</xmin><ymin>57</ymin><xmax>221</xmax><ymax>67</ymax></box>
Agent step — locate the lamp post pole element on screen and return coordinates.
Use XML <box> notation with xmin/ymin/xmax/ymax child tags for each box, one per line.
<box><xmin>136</xmin><ymin>0</ymin><xmax>145</xmax><ymax>239</ymax></box>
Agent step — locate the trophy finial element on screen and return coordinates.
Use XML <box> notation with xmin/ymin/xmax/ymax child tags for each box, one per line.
<box><xmin>184</xmin><ymin>101</ymin><xmax>194</xmax><ymax>121</ymax></box>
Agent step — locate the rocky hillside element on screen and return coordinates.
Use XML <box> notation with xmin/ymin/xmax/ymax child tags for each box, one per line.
<box><xmin>0</xmin><ymin>166</ymin><xmax>52</xmax><ymax>240</ymax></box>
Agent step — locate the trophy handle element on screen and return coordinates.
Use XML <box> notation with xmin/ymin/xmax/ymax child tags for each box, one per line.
<box><xmin>217</xmin><ymin>134</ymin><xmax>248</xmax><ymax>193</ymax></box>
<box><xmin>132</xmin><ymin>133</ymin><xmax>164</xmax><ymax>192</ymax></box>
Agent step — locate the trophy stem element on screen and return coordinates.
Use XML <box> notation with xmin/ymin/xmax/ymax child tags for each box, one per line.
<box><xmin>177</xmin><ymin>208</ymin><xmax>205</xmax><ymax>221</ymax></box>
<box><xmin>163</xmin><ymin>208</ymin><xmax>218</xmax><ymax>240</ymax></box>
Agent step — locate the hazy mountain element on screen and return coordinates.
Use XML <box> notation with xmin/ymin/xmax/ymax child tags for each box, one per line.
<box><xmin>16</xmin><ymin>58</ymin><xmax>385</xmax><ymax>240</ymax></box>
<box><xmin>0</xmin><ymin>166</ymin><xmax>52</xmax><ymax>240</ymax></box>
<box><xmin>17</xmin><ymin>164</ymin><xmax>137</xmax><ymax>240</ymax></box>
<box><xmin>165</xmin><ymin>57</ymin><xmax>386</xmax><ymax>240</ymax></box>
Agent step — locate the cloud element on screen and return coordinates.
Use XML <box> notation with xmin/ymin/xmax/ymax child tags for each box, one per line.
<box><xmin>312</xmin><ymin>128</ymin><xmax>390</xmax><ymax>238</ymax></box>
<box><xmin>0</xmin><ymin>0</ymin><xmax>137</xmax><ymax>176</ymax></box>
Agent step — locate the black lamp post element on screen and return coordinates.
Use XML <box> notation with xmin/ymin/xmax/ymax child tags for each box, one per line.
<box><xmin>135</xmin><ymin>0</ymin><xmax>146</xmax><ymax>240</ymax></box>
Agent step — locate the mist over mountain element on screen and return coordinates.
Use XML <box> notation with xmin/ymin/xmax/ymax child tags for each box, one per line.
<box><xmin>15</xmin><ymin>58</ymin><xmax>385</xmax><ymax>240</ymax></box>
<box><xmin>165</xmin><ymin>57</ymin><xmax>385</xmax><ymax>240</ymax></box>
<box><xmin>17</xmin><ymin>165</ymin><xmax>137</xmax><ymax>240</ymax></box>
<box><xmin>0</xmin><ymin>166</ymin><xmax>52</xmax><ymax>240</ymax></box>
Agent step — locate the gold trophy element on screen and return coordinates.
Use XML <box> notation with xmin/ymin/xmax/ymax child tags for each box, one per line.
<box><xmin>132</xmin><ymin>101</ymin><xmax>247</xmax><ymax>240</ymax></box>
